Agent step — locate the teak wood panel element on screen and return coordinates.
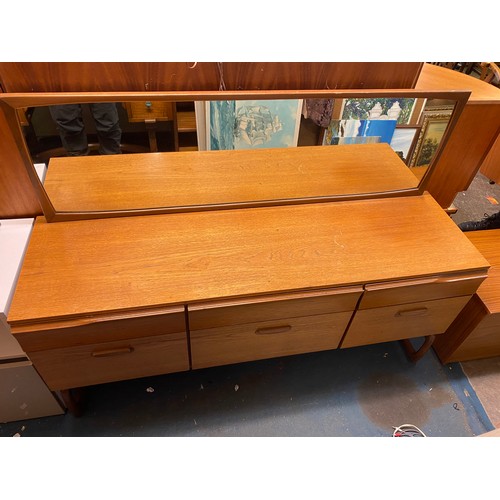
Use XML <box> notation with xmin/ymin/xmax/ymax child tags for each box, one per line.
<box><xmin>43</xmin><ymin>144</ymin><xmax>419</xmax><ymax>212</ymax></box>
<box><xmin>341</xmin><ymin>295</ymin><xmax>472</xmax><ymax>348</ymax></box>
<box><xmin>416</xmin><ymin>64</ymin><xmax>500</xmax><ymax>104</ymax></box>
<box><xmin>190</xmin><ymin>311</ymin><xmax>352</xmax><ymax>369</ymax></box>
<box><xmin>433</xmin><ymin>230</ymin><xmax>500</xmax><ymax>363</ymax></box>
<box><xmin>433</xmin><ymin>295</ymin><xmax>489</xmax><ymax>363</ymax></box>
<box><xmin>12</xmin><ymin>307</ymin><xmax>186</xmax><ymax>352</ymax></box>
<box><xmin>0</xmin><ymin>100</ymin><xmax>42</xmax><ymax>218</ymax></box>
<box><xmin>479</xmin><ymin>134</ymin><xmax>500</xmax><ymax>184</ymax></box>
<box><xmin>188</xmin><ymin>287</ymin><xmax>363</xmax><ymax>330</ymax></box>
<box><xmin>358</xmin><ymin>272</ymin><xmax>487</xmax><ymax>309</ymax></box>
<box><xmin>0</xmin><ymin>62</ymin><xmax>423</xmax><ymax>92</ymax></box>
<box><xmin>465</xmin><ymin>230</ymin><xmax>500</xmax><ymax>313</ymax></box>
<box><xmin>28</xmin><ymin>332</ymin><xmax>190</xmax><ymax>390</ymax></box>
<box><xmin>438</xmin><ymin>312</ymin><xmax>500</xmax><ymax>363</ymax></box>
<box><xmin>7</xmin><ymin>194</ymin><xmax>490</xmax><ymax>330</ymax></box>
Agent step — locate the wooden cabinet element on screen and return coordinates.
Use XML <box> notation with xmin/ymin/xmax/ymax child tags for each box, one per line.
<box><xmin>7</xmin><ymin>194</ymin><xmax>490</xmax><ymax>397</ymax></box>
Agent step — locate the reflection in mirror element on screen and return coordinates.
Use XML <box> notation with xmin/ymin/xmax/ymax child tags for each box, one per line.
<box><xmin>23</xmin><ymin>97</ymin><xmax>456</xmax><ymax>172</ymax></box>
<box><xmin>6</xmin><ymin>90</ymin><xmax>467</xmax><ymax>221</ymax></box>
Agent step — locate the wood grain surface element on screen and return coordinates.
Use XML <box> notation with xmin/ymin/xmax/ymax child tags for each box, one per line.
<box><xmin>342</xmin><ymin>295</ymin><xmax>472</xmax><ymax>348</ymax></box>
<box><xmin>417</xmin><ymin>63</ymin><xmax>500</xmax><ymax>104</ymax></box>
<box><xmin>8</xmin><ymin>194</ymin><xmax>489</xmax><ymax>328</ymax></box>
<box><xmin>466</xmin><ymin>230</ymin><xmax>500</xmax><ymax>313</ymax></box>
<box><xmin>0</xmin><ymin>62</ymin><xmax>423</xmax><ymax>92</ymax></box>
<box><xmin>479</xmin><ymin>134</ymin><xmax>500</xmax><ymax>183</ymax></box>
<box><xmin>44</xmin><ymin>144</ymin><xmax>420</xmax><ymax>212</ymax></box>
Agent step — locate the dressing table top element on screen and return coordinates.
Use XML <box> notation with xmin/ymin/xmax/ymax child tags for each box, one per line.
<box><xmin>8</xmin><ymin>193</ymin><xmax>489</xmax><ymax>328</ymax></box>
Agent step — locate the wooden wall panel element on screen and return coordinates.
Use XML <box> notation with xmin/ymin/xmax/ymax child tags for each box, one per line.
<box><xmin>479</xmin><ymin>134</ymin><xmax>500</xmax><ymax>184</ymax></box>
<box><xmin>0</xmin><ymin>62</ymin><xmax>219</xmax><ymax>92</ymax></box>
<box><xmin>425</xmin><ymin>104</ymin><xmax>500</xmax><ymax>208</ymax></box>
<box><xmin>0</xmin><ymin>62</ymin><xmax>423</xmax><ymax>92</ymax></box>
<box><xmin>220</xmin><ymin>62</ymin><xmax>423</xmax><ymax>90</ymax></box>
<box><xmin>0</xmin><ymin>102</ymin><xmax>41</xmax><ymax>218</ymax></box>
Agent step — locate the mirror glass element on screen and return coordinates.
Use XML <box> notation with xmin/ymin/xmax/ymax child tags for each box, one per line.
<box><xmin>9</xmin><ymin>91</ymin><xmax>465</xmax><ymax>218</ymax></box>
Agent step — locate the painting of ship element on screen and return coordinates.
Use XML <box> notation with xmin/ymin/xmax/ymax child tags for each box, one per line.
<box><xmin>207</xmin><ymin>99</ymin><xmax>302</xmax><ymax>150</ymax></box>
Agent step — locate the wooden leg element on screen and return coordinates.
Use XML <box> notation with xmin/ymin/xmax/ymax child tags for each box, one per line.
<box><xmin>400</xmin><ymin>335</ymin><xmax>436</xmax><ymax>363</ymax></box>
<box><xmin>60</xmin><ymin>388</ymin><xmax>86</xmax><ymax>417</ymax></box>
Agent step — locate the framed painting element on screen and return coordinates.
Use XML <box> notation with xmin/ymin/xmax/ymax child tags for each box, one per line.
<box><xmin>206</xmin><ymin>99</ymin><xmax>303</xmax><ymax>150</ymax></box>
<box><xmin>323</xmin><ymin>119</ymin><xmax>397</xmax><ymax>146</ymax></box>
<box><xmin>389</xmin><ymin>126</ymin><xmax>420</xmax><ymax>164</ymax></box>
<box><xmin>409</xmin><ymin>108</ymin><xmax>454</xmax><ymax>167</ymax></box>
<box><xmin>340</xmin><ymin>97</ymin><xmax>417</xmax><ymax>125</ymax></box>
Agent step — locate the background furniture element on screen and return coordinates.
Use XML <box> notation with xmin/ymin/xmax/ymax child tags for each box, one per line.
<box><xmin>0</xmin><ymin>164</ymin><xmax>64</xmax><ymax>422</ymax></box>
<box><xmin>434</xmin><ymin>229</ymin><xmax>500</xmax><ymax>363</ymax></box>
<box><xmin>415</xmin><ymin>63</ymin><xmax>500</xmax><ymax>209</ymax></box>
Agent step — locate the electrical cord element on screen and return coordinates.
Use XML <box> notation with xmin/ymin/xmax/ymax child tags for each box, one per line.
<box><xmin>392</xmin><ymin>424</ymin><xmax>427</xmax><ymax>437</ymax></box>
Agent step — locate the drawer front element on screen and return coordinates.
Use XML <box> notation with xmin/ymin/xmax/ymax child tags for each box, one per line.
<box><xmin>28</xmin><ymin>332</ymin><xmax>189</xmax><ymax>390</ymax></box>
<box><xmin>191</xmin><ymin>311</ymin><xmax>352</xmax><ymax>369</ymax></box>
<box><xmin>359</xmin><ymin>273</ymin><xmax>487</xmax><ymax>309</ymax></box>
<box><xmin>341</xmin><ymin>295</ymin><xmax>472</xmax><ymax>348</ymax></box>
<box><xmin>189</xmin><ymin>287</ymin><xmax>363</xmax><ymax>330</ymax></box>
<box><xmin>14</xmin><ymin>308</ymin><xmax>186</xmax><ymax>352</ymax></box>
<box><xmin>125</xmin><ymin>101</ymin><xmax>174</xmax><ymax>122</ymax></box>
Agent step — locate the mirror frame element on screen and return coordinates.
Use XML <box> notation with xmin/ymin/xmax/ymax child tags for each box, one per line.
<box><xmin>0</xmin><ymin>89</ymin><xmax>471</xmax><ymax>222</ymax></box>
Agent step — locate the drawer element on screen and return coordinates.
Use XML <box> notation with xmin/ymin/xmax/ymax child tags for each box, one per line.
<box><xmin>188</xmin><ymin>286</ymin><xmax>363</xmax><ymax>330</ymax></box>
<box><xmin>341</xmin><ymin>295</ymin><xmax>472</xmax><ymax>348</ymax></box>
<box><xmin>28</xmin><ymin>332</ymin><xmax>189</xmax><ymax>390</ymax></box>
<box><xmin>190</xmin><ymin>311</ymin><xmax>353</xmax><ymax>369</ymax></box>
<box><xmin>12</xmin><ymin>307</ymin><xmax>186</xmax><ymax>352</ymax></box>
<box><xmin>124</xmin><ymin>101</ymin><xmax>175</xmax><ymax>122</ymax></box>
<box><xmin>359</xmin><ymin>272</ymin><xmax>487</xmax><ymax>309</ymax></box>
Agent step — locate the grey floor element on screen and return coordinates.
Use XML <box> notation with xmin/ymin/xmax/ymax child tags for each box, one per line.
<box><xmin>0</xmin><ymin>339</ymin><xmax>494</xmax><ymax>438</ymax></box>
<box><xmin>451</xmin><ymin>171</ymin><xmax>500</xmax><ymax>226</ymax></box>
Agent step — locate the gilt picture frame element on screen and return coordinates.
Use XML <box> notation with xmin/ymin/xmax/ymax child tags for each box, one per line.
<box><xmin>409</xmin><ymin>108</ymin><xmax>454</xmax><ymax>168</ymax></box>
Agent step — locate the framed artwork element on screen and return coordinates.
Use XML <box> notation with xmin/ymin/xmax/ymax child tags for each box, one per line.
<box><xmin>409</xmin><ymin>108</ymin><xmax>454</xmax><ymax>167</ymax></box>
<box><xmin>323</xmin><ymin>119</ymin><xmax>397</xmax><ymax>146</ymax></box>
<box><xmin>206</xmin><ymin>99</ymin><xmax>303</xmax><ymax>150</ymax></box>
<box><xmin>389</xmin><ymin>126</ymin><xmax>420</xmax><ymax>164</ymax></box>
<box><xmin>341</xmin><ymin>98</ymin><xmax>417</xmax><ymax>125</ymax></box>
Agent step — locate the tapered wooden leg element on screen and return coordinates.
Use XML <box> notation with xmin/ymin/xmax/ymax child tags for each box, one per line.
<box><xmin>400</xmin><ymin>335</ymin><xmax>436</xmax><ymax>363</ymax></box>
<box><xmin>60</xmin><ymin>388</ymin><xmax>86</xmax><ymax>417</ymax></box>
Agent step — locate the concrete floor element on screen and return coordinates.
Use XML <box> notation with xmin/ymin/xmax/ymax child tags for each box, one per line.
<box><xmin>451</xmin><ymin>172</ymin><xmax>500</xmax><ymax>226</ymax></box>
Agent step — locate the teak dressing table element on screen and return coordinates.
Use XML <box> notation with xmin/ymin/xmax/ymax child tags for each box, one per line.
<box><xmin>6</xmin><ymin>143</ymin><xmax>490</xmax><ymax>414</ymax></box>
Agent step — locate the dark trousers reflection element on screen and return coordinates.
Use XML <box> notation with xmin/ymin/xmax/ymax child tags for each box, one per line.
<box><xmin>49</xmin><ymin>103</ymin><xmax>122</xmax><ymax>156</ymax></box>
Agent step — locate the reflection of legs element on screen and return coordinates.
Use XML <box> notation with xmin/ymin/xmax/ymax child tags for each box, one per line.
<box><xmin>90</xmin><ymin>103</ymin><xmax>122</xmax><ymax>155</ymax></box>
<box><xmin>49</xmin><ymin>104</ymin><xmax>89</xmax><ymax>156</ymax></box>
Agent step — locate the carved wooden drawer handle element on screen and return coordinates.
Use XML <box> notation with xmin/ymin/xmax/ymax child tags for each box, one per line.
<box><xmin>91</xmin><ymin>346</ymin><xmax>134</xmax><ymax>357</ymax></box>
<box><xmin>395</xmin><ymin>307</ymin><xmax>429</xmax><ymax>317</ymax></box>
<box><xmin>255</xmin><ymin>325</ymin><xmax>292</xmax><ymax>335</ymax></box>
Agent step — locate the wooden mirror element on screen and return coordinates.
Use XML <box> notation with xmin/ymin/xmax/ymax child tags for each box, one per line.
<box><xmin>0</xmin><ymin>89</ymin><xmax>470</xmax><ymax>222</ymax></box>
